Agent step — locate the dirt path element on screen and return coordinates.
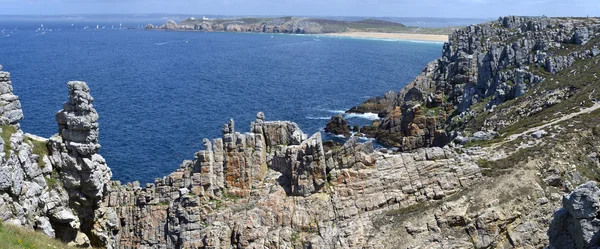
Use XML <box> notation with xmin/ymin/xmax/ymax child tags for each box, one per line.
<box><xmin>476</xmin><ymin>102</ymin><xmax>600</xmax><ymax>159</ymax></box>
<box><xmin>504</xmin><ymin>102</ymin><xmax>600</xmax><ymax>142</ymax></box>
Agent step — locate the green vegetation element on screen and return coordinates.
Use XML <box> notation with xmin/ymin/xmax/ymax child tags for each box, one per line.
<box><xmin>222</xmin><ymin>192</ymin><xmax>242</xmax><ymax>203</ymax></box>
<box><xmin>464</xmin><ymin>54</ymin><xmax>600</xmax><ymax>137</ymax></box>
<box><xmin>386</xmin><ymin>201</ymin><xmax>430</xmax><ymax>216</ymax></box>
<box><xmin>1</xmin><ymin>125</ymin><xmax>17</xmax><ymax>158</ymax></box>
<box><xmin>0</xmin><ymin>221</ymin><xmax>72</xmax><ymax>249</ymax></box>
<box><xmin>45</xmin><ymin>169</ymin><xmax>60</xmax><ymax>190</ymax></box>
<box><xmin>499</xmin><ymin>57</ymin><xmax>599</xmax><ymax>137</ymax></box>
<box><xmin>477</xmin><ymin>146</ymin><xmax>544</xmax><ymax>177</ymax></box>
<box><xmin>549</xmin><ymin>36</ymin><xmax>600</xmax><ymax>57</ymax></box>
<box><xmin>421</xmin><ymin>105</ymin><xmax>444</xmax><ymax>117</ymax></box>
<box><xmin>290</xmin><ymin>232</ymin><xmax>299</xmax><ymax>243</ymax></box>
<box><xmin>24</xmin><ymin>137</ymin><xmax>48</xmax><ymax>168</ymax></box>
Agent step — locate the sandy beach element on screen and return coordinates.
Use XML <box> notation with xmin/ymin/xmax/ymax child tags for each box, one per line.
<box><xmin>323</xmin><ymin>32</ymin><xmax>449</xmax><ymax>42</ymax></box>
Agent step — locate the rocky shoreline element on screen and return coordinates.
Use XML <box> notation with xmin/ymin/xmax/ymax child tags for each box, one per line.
<box><xmin>1</xmin><ymin>15</ymin><xmax>600</xmax><ymax>248</ymax></box>
<box><xmin>145</xmin><ymin>17</ymin><xmax>410</xmax><ymax>35</ymax></box>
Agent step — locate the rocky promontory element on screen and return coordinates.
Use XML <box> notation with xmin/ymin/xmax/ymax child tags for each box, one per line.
<box><xmin>343</xmin><ymin>16</ymin><xmax>600</xmax><ymax>151</ymax></box>
<box><xmin>146</xmin><ymin>17</ymin><xmax>407</xmax><ymax>34</ymax></box>
<box><xmin>2</xmin><ymin>15</ymin><xmax>600</xmax><ymax>249</ymax></box>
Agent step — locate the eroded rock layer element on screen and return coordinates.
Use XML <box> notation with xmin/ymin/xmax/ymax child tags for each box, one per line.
<box><xmin>105</xmin><ymin>121</ymin><xmax>481</xmax><ymax>248</ymax></box>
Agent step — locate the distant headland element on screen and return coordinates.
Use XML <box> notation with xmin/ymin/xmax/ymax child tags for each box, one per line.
<box><xmin>145</xmin><ymin>16</ymin><xmax>451</xmax><ymax>42</ymax></box>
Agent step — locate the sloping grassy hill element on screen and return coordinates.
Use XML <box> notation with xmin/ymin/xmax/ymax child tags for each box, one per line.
<box><xmin>176</xmin><ymin>16</ymin><xmax>456</xmax><ymax>35</ymax></box>
<box><xmin>0</xmin><ymin>222</ymin><xmax>71</xmax><ymax>249</ymax></box>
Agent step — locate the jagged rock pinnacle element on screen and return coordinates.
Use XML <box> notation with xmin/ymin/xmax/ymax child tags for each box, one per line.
<box><xmin>56</xmin><ymin>81</ymin><xmax>100</xmax><ymax>156</ymax></box>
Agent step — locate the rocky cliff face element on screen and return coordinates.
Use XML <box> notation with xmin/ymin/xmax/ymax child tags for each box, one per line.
<box><xmin>150</xmin><ymin>18</ymin><xmax>330</xmax><ymax>34</ymax></box>
<box><xmin>102</xmin><ymin>116</ymin><xmax>480</xmax><ymax>248</ymax></box>
<box><xmin>2</xmin><ymin>15</ymin><xmax>600</xmax><ymax>249</ymax></box>
<box><xmin>0</xmin><ymin>69</ymin><xmax>113</xmax><ymax>247</ymax></box>
<box><xmin>350</xmin><ymin>16</ymin><xmax>600</xmax><ymax>151</ymax></box>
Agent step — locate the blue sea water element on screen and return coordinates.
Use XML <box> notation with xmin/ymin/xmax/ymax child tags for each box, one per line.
<box><xmin>0</xmin><ymin>21</ymin><xmax>442</xmax><ymax>183</ymax></box>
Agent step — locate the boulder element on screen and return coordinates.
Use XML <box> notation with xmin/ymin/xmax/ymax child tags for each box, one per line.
<box><xmin>324</xmin><ymin>114</ymin><xmax>351</xmax><ymax>137</ymax></box>
<box><xmin>472</xmin><ymin>131</ymin><xmax>499</xmax><ymax>141</ymax></box>
<box><xmin>531</xmin><ymin>130</ymin><xmax>548</xmax><ymax>139</ymax></box>
<box><xmin>572</xmin><ymin>27</ymin><xmax>590</xmax><ymax>45</ymax></box>
<box><xmin>548</xmin><ymin>182</ymin><xmax>600</xmax><ymax>249</ymax></box>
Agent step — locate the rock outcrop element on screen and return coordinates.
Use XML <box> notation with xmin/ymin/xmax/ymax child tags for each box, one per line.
<box><xmin>103</xmin><ymin>117</ymin><xmax>481</xmax><ymax>248</ymax></box>
<box><xmin>49</xmin><ymin>81</ymin><xmax>115</xmax><ymax>247</ymax></box>
<box><xmin>0</xmin><ymin>69</ymin><xmax>112</xmax><ymax>247</ymax></box>
<box><xmin>549</xmin><ymin>182</ymin><xmax>600</xmax><ymax>249</ymax></box>
<box><xmin>350</xmin><ymin>16</ymin><xmax>600</xmax><ymax>150</ymax></box>
<box><xmin>0</xmin><ymin>68</ymin><xmax>24</xmax><ymax>125</ymax></box>
<box><xmin>324</xmin><ymin>114</ymin><xmax>351</xmax><ymax>137</ymax></box>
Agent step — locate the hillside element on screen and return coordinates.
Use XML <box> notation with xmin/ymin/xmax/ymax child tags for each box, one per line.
<box><xmin>0</xmin><ymin>221</ymin><xmax>74</xmax><ymax>248</ymax></box>
<box><xmin>145</xmin><ymin>16</ymin><xmax>455</xmax><ymax>35</ymax></box>
<box><xmin>0</xmin><ymin>15</ymin><xmax>600</xmax><ymax>249</ymax></box>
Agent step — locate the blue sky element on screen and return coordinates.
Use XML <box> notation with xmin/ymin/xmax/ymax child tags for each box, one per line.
<box><xmin>0</xmin><ymin>0</ymin><xmax>597</xmax><ymax>18</ymax></box>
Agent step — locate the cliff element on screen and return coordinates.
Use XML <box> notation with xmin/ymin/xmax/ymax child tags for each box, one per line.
<box><xmin>0</xmin><ymin>71</ymin><xmax>114</xmax><ymax>247</ymax></box>
<box><xmin>347</xmin><ymin>16</ymin><xmax>600</xmax><ymax>151</ymax></box>
<box><xmin>1</xmin><ymin>15</ymin><xmax>600</xmax><ymax>249</ymax></box>
<box><xmin>145</xmin><ymin>17</ymin><xmax>408</xmax><ymax>34</ymax></box>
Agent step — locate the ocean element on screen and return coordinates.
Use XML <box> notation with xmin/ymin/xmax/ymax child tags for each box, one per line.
<box><xmin>0</xmin><ymin>20</ymin><xmax>442</xmax><ymax>183</ymax></box>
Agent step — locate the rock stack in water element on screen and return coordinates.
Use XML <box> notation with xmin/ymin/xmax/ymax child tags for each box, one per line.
<box><xmin>325</xmin><ymin>114</ymin><xmax>351</xmax><ymax>138</ymax></box>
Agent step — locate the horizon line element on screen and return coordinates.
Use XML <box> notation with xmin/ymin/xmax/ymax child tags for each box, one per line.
<box><xmin>0</xmin><ymin>13</ymin><xmax>502</xmax><ymax>20</ymax></box>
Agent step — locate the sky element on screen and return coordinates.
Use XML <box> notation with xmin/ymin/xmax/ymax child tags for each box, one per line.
<box><xmin>0</xmin><ymin>0</ymin><xmax>597</xmax><ymax>18</ymax></box>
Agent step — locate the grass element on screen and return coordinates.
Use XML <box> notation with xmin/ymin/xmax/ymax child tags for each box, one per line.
<box><xmin>45</xmin><ymin>170</ymin><xmax>60</xmax><ymax>190</ymax></box>
<box><xmin>222</xmin><ymin>192</ymin><xmax>242</xmax><ymax>202</ymax></box>
<box><xmin>0</xmin><ymin>221</ymin><xmax>72</xmax><ymax>249</ymax></box>
<box><xmin>463</xmin><ymin>54</ymin><xmax>600</xmax><ymax>136</ymax></box>
<box><xmin>1</xmin><ymin>125</ymin><xmax>17</xmax><ymax>158</ymax></box>
<box><xmin>290</xmin><ymin>232</ymin><xmax>299</xmax><ymax>243</ymax></box>
<box><xmin>386</xmin><ymin>201</ymin><xmax>430</xmax><ymax>216</ymax></box>
<box><xmin>24</xmin><ymin>137</ymin><xmax>48</xmax><ymax>168</ymax></box>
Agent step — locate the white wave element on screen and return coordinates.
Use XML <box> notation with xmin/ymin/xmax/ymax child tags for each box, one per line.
<box><xmin>345</xmin><ymin>112</ymin><xmax>380</xmax><ymax>120</ymax></box>
<box><xmin>306</xmin><ymin>116</ymin><xmax>331</xmax><ymax>120</ymax></box>
<box><xmin>356</xmin><ymin>136</ymin><xmax>372</xmax><ymax>142</ymax></box>
<box><xmin>325</xmin><ymin>109</ymin><xmax>345</xmax><ymax>114</ymax></box>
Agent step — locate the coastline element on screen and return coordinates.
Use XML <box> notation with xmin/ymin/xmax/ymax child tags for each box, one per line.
<box><xmin>321</xmin><ymin>32</ymin><xmax>449</xmax><ymax>42</ymax></box>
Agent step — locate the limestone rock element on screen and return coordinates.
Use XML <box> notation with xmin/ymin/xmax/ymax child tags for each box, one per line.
<box><xmin>531</xmin><ymin>130</ymin><xmax>548</xmax><ymax>139</ymax></box>
<box><xmin>472</xmin><ymin>131</ymin><xmax>499</xmax><ymax>141</ymax></box>
<box><xmin>0</xmin><ymin>69</ymin><xmax>24</xmax><ymax>125</ymax></box>
<box><xmin>56</xmin><ymin>81</ymin><xmax>101</xmax><ymax>156</ymax></box>
<box><xmin>549</xmin><ymin>182</ymin><xmax>600</xmax><ymax>249</ymax></box>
